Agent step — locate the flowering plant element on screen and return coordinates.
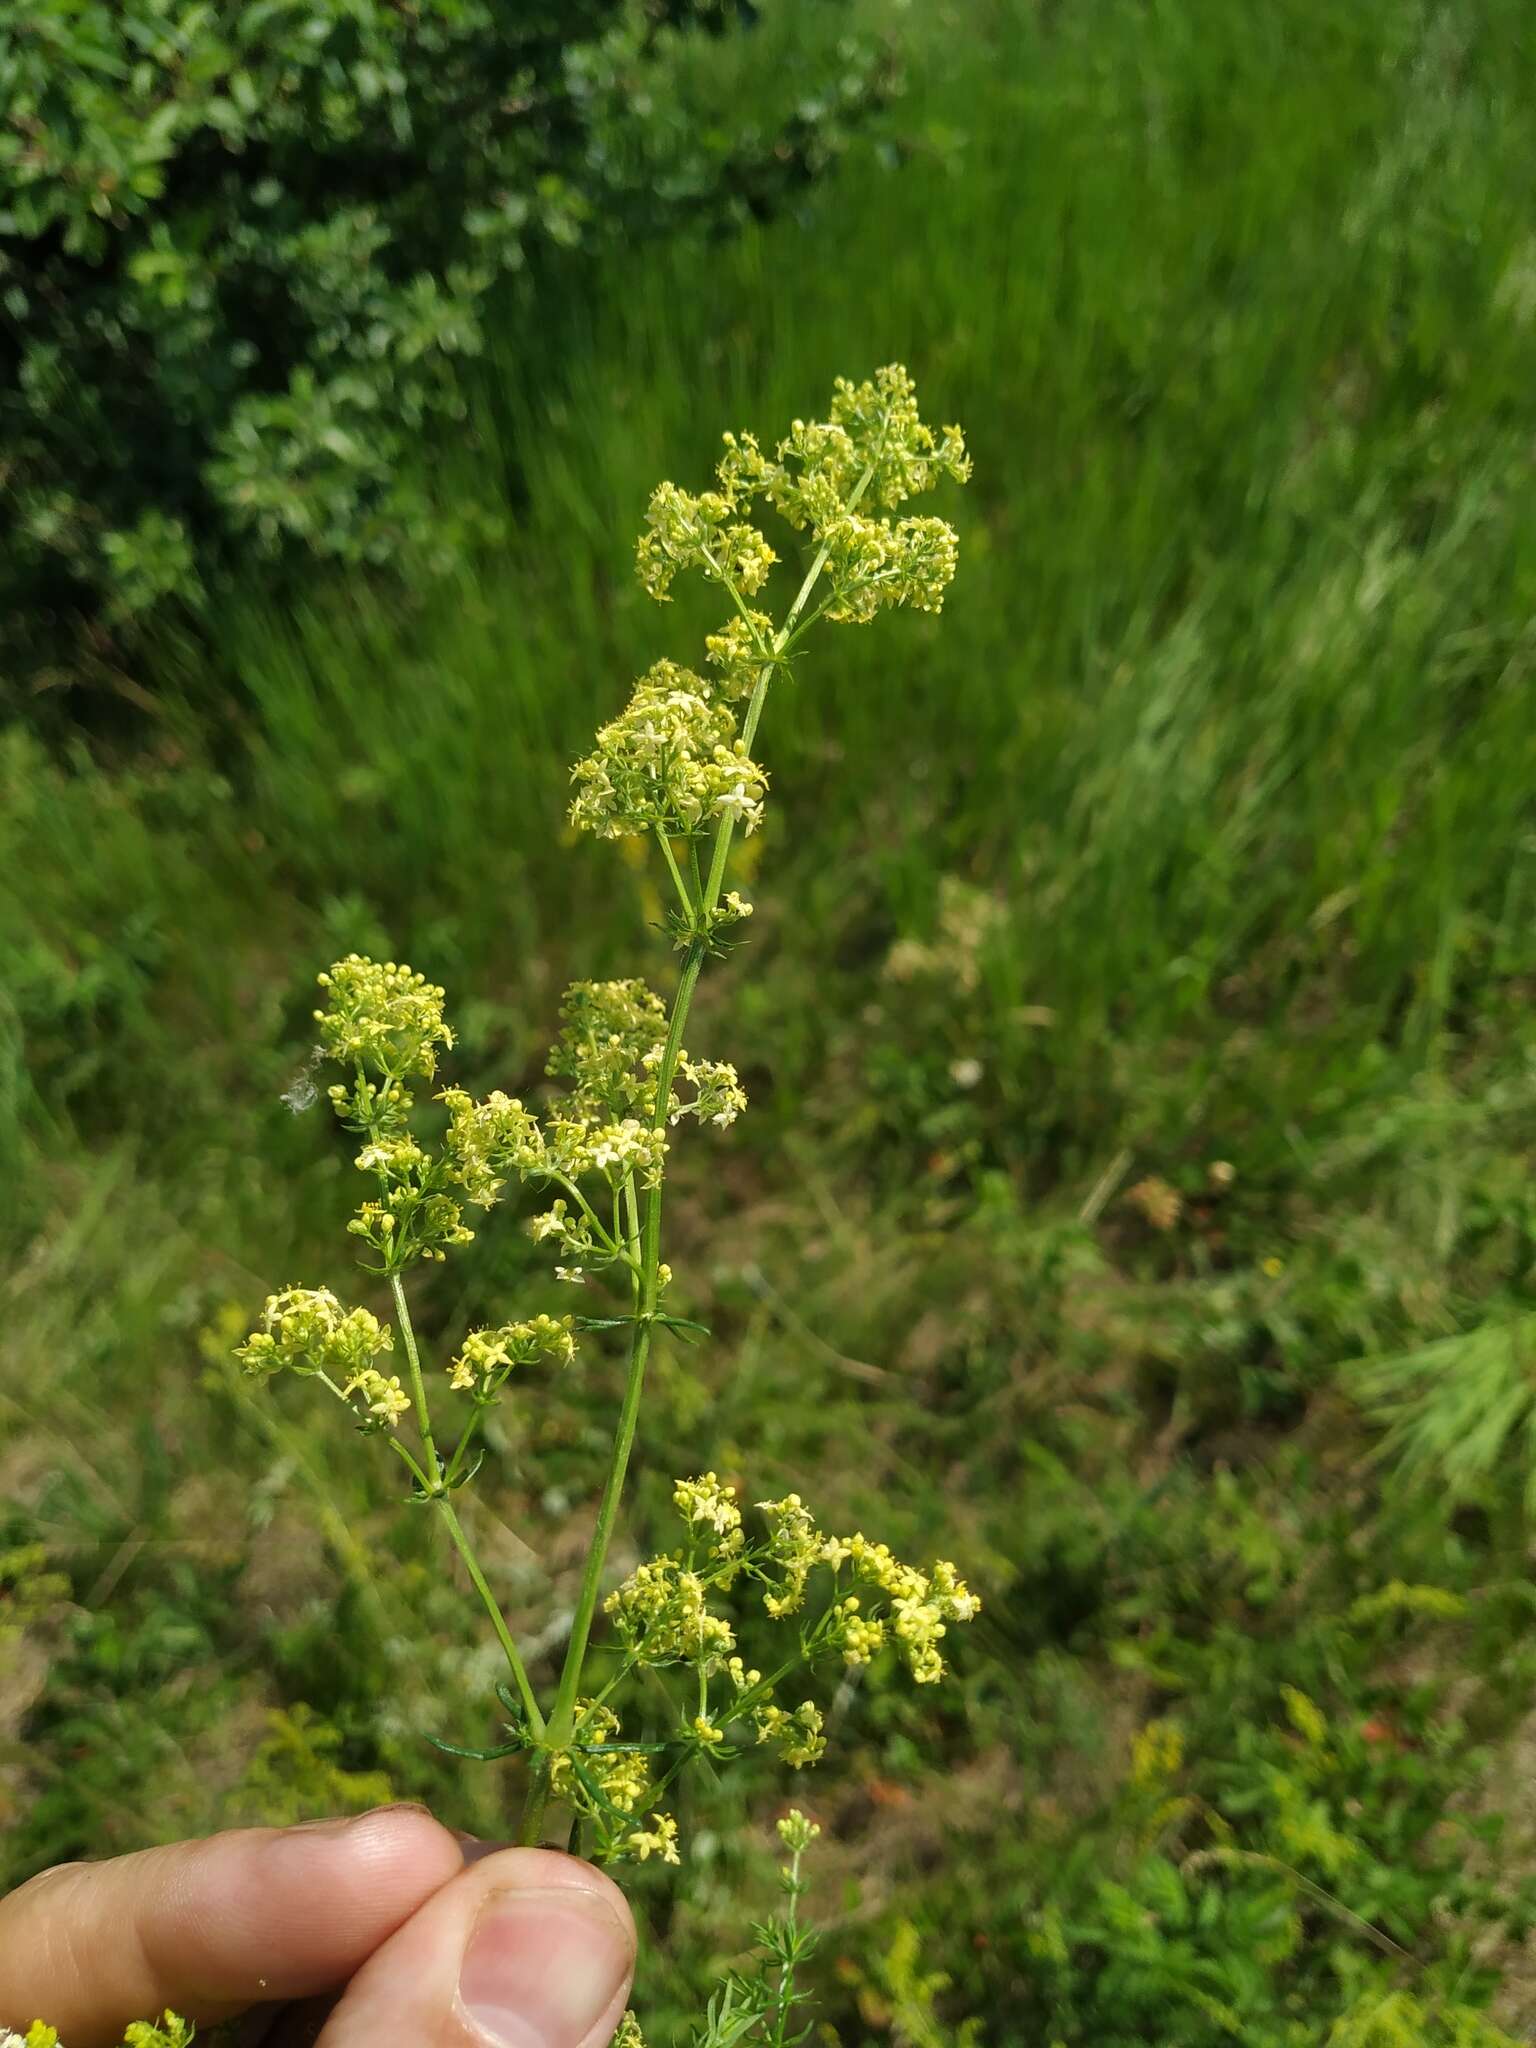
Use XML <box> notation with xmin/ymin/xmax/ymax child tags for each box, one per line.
<box><xmin>233</xmin><ymin>366</ymin><xmax>975</xmax><ymax>2028</ymax></box>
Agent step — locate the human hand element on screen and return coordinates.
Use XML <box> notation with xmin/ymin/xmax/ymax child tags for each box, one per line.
<box><xmin>0</xmin><ymin>1807</ymin><xmax>636</xmax><ymax>2048</ymax></box>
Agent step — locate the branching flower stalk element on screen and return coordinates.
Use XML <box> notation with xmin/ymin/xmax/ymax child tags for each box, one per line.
<box><xmin>235</xmin><ymin>367</ymin><xmax>977</xmax><ymax>1897</ymax></box>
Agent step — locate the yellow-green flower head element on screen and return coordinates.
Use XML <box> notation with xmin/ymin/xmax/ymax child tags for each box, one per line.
<box><xmin>550</xmin><ymin>1701</ymin><xmax>653</xmax><ymax>1822</ymax></box>
<box><xmin>715</xmin><ymin>428</ymin><xmax>776</xmax><ymax>503</ymax></box>
<box><xmin>236</xmin><ymin>1287</ymin><xmax>392</xmax><ymax>1381</ymax></box>
<box><xmin>726</xmin><ymin>1654</ymin><xmax>761</xmax><ymax>1692</ymax></box>
<box><xmin>314</xmin><ymin>955</ymin><xmax>453</xmax><ymax>1081</ymax></box>
<box><xmin>821</xmin><ymin>512</ymin><xmax>960</xmax><ymax>624</ymax></box>
<box><xmin>354</xmin><ymin>1135</ymin><xmax>428</xmax><ymax>1180</ymax></box>
<box><xmin>757</xmin><ymin>1492</ymin><xmax>824</xmax><ymax>1618</ymax></box>
<box><xmin>754</xmin><ymin>1699</ymin><xmax>826</xmax><ymax>1769</ymax></box>
<box><xmin>439</xmin><ymin>1087</ymin><xmax>546</xmax><ymax>1206</ymax></box>
<box><xmin>765</xmin><ymin>419</ymin><xmax>860</xmax><ymax>531</ymax></box>
<box><xmin>346</xmin><ymin>1185</ymin><xmax>474</xmax><ymax>1264</ymax></box>
<box><xmin>542</xmin><ymin>980</ymin><xmax>744</xmax><ymax>1151</ymax></box>
<box><xmin>605</xmin><ymin>1555</ymin><xmax>736</xmax><ymax>1666</ymax></box>
<box><xmin>663</xmin><ymin>1049</ymin><xmax>749</xmax><ymax>1130</ymax></box>
<box><xmin>625</xmin><ymin>1812</ymin><xmax>680</xmax><ymax>1864</ymax></box>
<box><xmin>673</xmin><ymin>1471</ymin><xmax>742</xmax><ymax>1538</ymax></box>
<box><xmin>548</xmin><ymin>979</ymin><xmax>668</xmax><ymax>1114</ymax></box>
<box><xmin>703</xmin><ymin>611</ymin><xmax>776</xmax><ymax>699</ymax></box>
<box><xmin>4</xmin><ymin>2025</ymin><xmax>194</xmax><ymax>2048</ymax></box>
<box><xmin>527</xmin><ymin>1196</ymin><xmax>601</xmax><ymax>1269</ymax></box>
<box><xmin>235</xmin><ymin>1289</ymin><xmax>410</xmax><ymax>1428</ymax></box>
<box><xmin>828</xmin><ymin>363</ymin><xmax>972</xmax><ymax>509</ymax></box>
<box><xmin>569</xmin><ymin>662</ymin><xmax>769</xmax><ymax>842</ymax></box>
<box><xmin>340</xmin><ymin>1365</ymin><xmax>412</xmax><ymax>1427</ymax></box>
<box><xmin>635</xmin><ymin>483</ymin><xmax>777</xmax><ymax>602</ymax></box>
<box><xmin>828</xmin><ymin>1593</ymin><xmax>886</xmax><ymax>1668</ymax></box>
<box><xmin>834</xmin><ymin>1534</ymin><xmax>981</xmax><ymax>1684</ymax></box>
<box><xmin>776</xmin><ymin>1808</ymin><xmax>821</xmax><ymax>1852</ymax></box>
<box><xmin>448</xmin><ymin>1314</ymin><xmax>577</xmax><ymax>1392</ymax></box>
<box><xmin>545</xmin><ymin>1113</ymin><xmax>669</xmax><ymax>1191</ymax></box>
<box><xmin>613</xmin><ymin>2016</ymin><xmax>646</xmax><ymax>2048</ymax></box>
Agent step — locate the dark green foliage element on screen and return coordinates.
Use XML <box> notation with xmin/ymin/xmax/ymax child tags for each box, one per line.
<box><xmin>0</xmin><ymin>0</ymin><xmax>887</xmax><ymax>698</ymax></box>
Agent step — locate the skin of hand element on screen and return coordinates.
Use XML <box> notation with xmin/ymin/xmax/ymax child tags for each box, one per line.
<box><xmin>0</xmin><ymin>1806</ymin><xmax>636</xmax><ymax>2048</ymax></box>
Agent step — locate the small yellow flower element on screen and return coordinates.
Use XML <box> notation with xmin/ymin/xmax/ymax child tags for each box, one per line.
<box><xmin>776</xmin><ymin>1808</ymin><xmax>821</xmax><ymax>1851</ymax></box>
<box><xmin>626</xmin><ymin>1812</ymin><xmax>680</xmax><ymax>1864</ymax></box>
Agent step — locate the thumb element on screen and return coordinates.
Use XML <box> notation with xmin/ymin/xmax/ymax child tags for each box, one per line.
<box><xmin>316</xmin><ymin>1846</ymin><xmax>636</xmax><ymax>2048</ymax></box>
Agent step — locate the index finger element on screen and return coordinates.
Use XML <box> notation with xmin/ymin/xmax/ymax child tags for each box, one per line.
<box><xmin>0</xmin><ymin>1807</ymin><xmax>462</xmax><ymax>2046</ymax></box>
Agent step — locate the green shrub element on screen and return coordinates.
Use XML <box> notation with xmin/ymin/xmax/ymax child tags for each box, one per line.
<box><xmin>0</xmin><ymin>0</ymin><xmax>888</xmax><ymax>696</ymax></box>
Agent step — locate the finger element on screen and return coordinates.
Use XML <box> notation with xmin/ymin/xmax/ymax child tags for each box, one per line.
<box><xmin>231</xmin><ymin>1836</ymin><xmax>515</xmax><ymax>2048</ymax></box>
<box><xmin>0</xmin><ymin>1806</ymin><xmax>463</xmax><ymax>2047</ymax></box>
<box><xmin>316</xmin><ymin>1846</ymin><xmax>635</xmax><ymax>2048</ymax></box>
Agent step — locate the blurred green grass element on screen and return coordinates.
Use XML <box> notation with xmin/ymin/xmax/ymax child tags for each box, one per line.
<box><xmin>8</xmin><ymin>0</ymin><xmax>1536</xmax><ymax>2038</ymax></box>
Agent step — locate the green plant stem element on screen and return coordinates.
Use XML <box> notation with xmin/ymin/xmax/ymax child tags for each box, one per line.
<box><xmin>389</xmin><ymin>1271</ymin><xmax>439</xmax><ymax>1473</ymax></box>
<box><xmin>769</xmin><ymin>1844</ymin><xmax>808</xmax><ymax>2048</ymax></box>
<box><xmin>440</xmin><ymin>1398</ymin><xmax>489</xmax><ymax>1490</ymax></box>
<box><xmin>436</xmin><ymin>1491</ymin><xmax>546</xmax><ymax>1736</ymax></box>
<box><xmin>702</xmin><ymin>457</ymin><xmax>874</xmax><ymax>911</ymax></box>
<box><xmin>386</xmin><ymin>1275</ymin><xmax>543</xmax><ymax>1739</ymax></box>
<box><xmin>655</xmin><ymin>826</ymin><xmax>696</xmax><ymax>918</ymax></box>
<box><xmin>518</xmin><ymin>1758</ymin><xmax>553</xmax><ymax>1845</ymax></box>
<box><xmin>552</xmin><ymin>1172</ymin><xmax>619</xmax><ymax>1246</ymax></box>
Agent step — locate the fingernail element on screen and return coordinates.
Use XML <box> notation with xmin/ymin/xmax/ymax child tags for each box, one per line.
<box><xmin>459</xmin><ymin>1884</ymin><xmax>633</xmax><ymax>2048</ymax></box>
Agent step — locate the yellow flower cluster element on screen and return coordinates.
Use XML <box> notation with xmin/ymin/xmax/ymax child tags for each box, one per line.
<box><xmin>675</xmin><ymin>1476</ymin><xmax>981</xmax><ymax>1686</ymax></box>
<box><xmin>299</xmin><ymin>964</ymin><xmax>749</xmax><ymax>1281</ymax></box>
<box><xmin>829</xmin><ymin>1536</ymin><xmax>981</xmax><ymax>1686</ymax></box>
<box><xmin>625</xmin><ymin>1812</ymin><xmax>681</xmax><ymax>1864</ymax></box>
<box><xmin>826</xmin><ymin>363</ymin><xmax>972</xmax><ymax>509</ymax></box>
<box><xmin>703</xmin><ymin>610</ymin><xmax>776</xmax><ymax>698</ymax></box>
<box><xmin>314</xmin><ymin>955</ymin><xmax>452</xmax><ymax>1081</ymax></box>
<box><xmin>530</xmin><ymin>979</ymin><xmax>747</xmax><ymax>1227</ymax></box>
<box><xmin>757</xmin><ymin>1491</ymin><xmax>825</xmax><ymax>1617</ymax></box>
<box><xmin>347</xmin><ymin>1183</ymin><xmax>473</xmax><ymax>1266</ymax></box>
<box><xmin>547</xmin><ymin>979</ymin><xmax>668</xmax><ymax>1115</ymax></box>
<box><xmin>235</xmin><ymin>1288</ymin><xmax>410</xmax><ymax>1428</ymax></box>
<box><xmin>439</xmin><ymin>1088</ymin><xmax>545</xmax><ymax>1205</ymax></box>
<box><xmin>592</xmin><ymin>1472</ymin><xmax>978</xmax><ymax>1834</ymax></box>
<box><xmin>776</xmin><ymin>1808</ymin><xmax>820</xmax><ymax>1852</ymax></box>
<box><xmin>631</xmin><ymin>364</ymin><xmax>969</xmax><ymax>653</ymax></box>
<box><xmin>4</xmin><ymin>2024</ymin><xmax>192</xmax><ymax>2048</ymax></box>
<box><xmin>549</xmin><ymin>1701</ymin><xmax>650</xmax><ymax>1814</ymax></box>
<box><xmin>605</xmin><ymin>1556</ymin><xmax>736</xmax><ymax>1666</ymax></box>
<box><xmin>569</xmin><ymin>660</ymin><xmax>769</xmax><ymax>842</ymax></box>
<box><xmin>635</xmin><ymin>482</ymin><xmax>778</xmax><ymax>603</ymax></box>
<box><xmin>654</xmin><ymin>1046</ymin><xmax>749</xmax><ymax>1130</ymax></box>
<box><xmin>547</xmin><ymin>1699</ymin><xmax>686</xmax><ymax>1872</ymax></box>
<box><xmin>754</xmin><ymin>1700</ymin><xmax>826</xmax><ymax>1768</ymax></box>
<box><xmin>447</xmin><ymin>1314</ymin><xmax>576</xmax><ymax>1394</ymax></box>
<box><xmin>827</xmin><ymin>1594</ymin><xmax>885</xmax><ymax>1667</ymax></box>
<box><xmin>819</xmin><ymin>511</ymin><xmax>961</xmax><ymax>623</ymax></box>
<box><xmin>545</xmin><ymin>1112</ymin><xmax>669</xmax><ymax>1192</ymax></box>
<box><xmin>674</xmin><ymin>1470</ymin><xmax>744</xmax><ymax>1543</ymax></box>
